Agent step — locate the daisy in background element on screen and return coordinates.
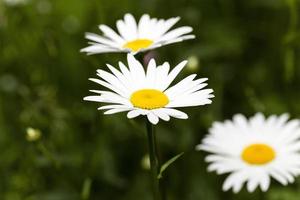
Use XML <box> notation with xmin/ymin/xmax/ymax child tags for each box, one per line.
<box><xmin>196</xmin><ymin>113</ymin><xmax>300</xmax><ymax>193</ymax></box>
<box><xmin>81</xmin><ymin>13</ymin><xmax>195</xmax><ymax>55</ymax></box>
<box><xmin>84</xmin><ymin>54</ymin><xmax>214</xmax><ymax>124</ymax></box>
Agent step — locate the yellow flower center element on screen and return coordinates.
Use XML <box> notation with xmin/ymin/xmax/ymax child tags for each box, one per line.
<box><xmin>241</xmin><ymin>143</ymin><xmax>276</xmax><ymax>165</ymax></box>
<box><xmin>123</xmin><ymin>39</ymin><xmax>153</xmax><ymax>52</ymax></box>
<box><xmin>130</xmin><ymin>89</ymin><xmax>169</xmax><ymax>110</ymax></box>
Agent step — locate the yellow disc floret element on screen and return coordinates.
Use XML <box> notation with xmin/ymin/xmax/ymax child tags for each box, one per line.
<box><xmin>241</xmin><ymin>143</ymin><xmax>276</xmax><ymax>165</ymax></box>
<box><xmin>130</xmin><ymin>89</ymin><xmax>169</xmax><ymax>110</ymax></box>
<box><xmin>123</xmin><ymin>39</ymin><xmax>153</xmax><ymax>52</ymax></box>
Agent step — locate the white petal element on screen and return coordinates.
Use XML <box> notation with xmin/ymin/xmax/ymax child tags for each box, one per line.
<box><xmin>154</xmin><ymin>17</ymin><xmax>180</xmax><ymax>38</ymax></box>
<box><xmin>138</xmin><ymin>14</ymin><xmax>150</xmax><ymax>38</ymax></box>
<box><xmin>88</xmin><ymin>78</ymin><xmax>127</xmax><ymax>97</ymax></box>
<box><xmin>119</xmin><ymin>61</ymin><xmax>132</xmax><ymax>79</ymax></box>
<box><xmin>233</xmin><ymin>114</ymin><xmax>249</xmax><ymax>130</ymax></box>
<box><xmin>85</xmin><ymin>93</ymin><xmax>131</xmax><ymax>106</ymax></box>
<box><xmin>155</xmin><ymin>35</ymin><xmax>195</xmax><ymax>46</ymax></box>
<box><xmin>106</xmin><ymin>64</ymin><xmax>133</xmax><ymax>92</ymax></box>
<box><xmin>96</xmin><ymin>69</ymin><xmax>130</xmax><ymax>97</ymax></box>
<box><xmin>147</xmin><ymin>112</ymin><xmax>159</xmax><ymax>124</ymax></box>
<box><xmin>160</xmin><ymin>108</ymin><xmax>188</xmax><ymax>119</ymax></box>
<box><xmin>83</xmin><ymin>95</ymin><xmax>102</xmax><ymax>102</ymax></box>
<box><xmin>104</xmin><ymin>108</ymin><xmax>131</xmax><ymax>115</ymax></box>
<box><xmin>269</xmin><ymin>168</ymin><xmax>288</xmax><ymax>185</ymax></box>
<box><xmin>157</xmin><ymin>26</ymin><xmax>193</xmax><ymax>42</ymax></box>
<box><xmin>222</xmin><ymin>171</ymin><xmax>248</xmax><ymax>193</ymax></box>
<box><xmin>155</xmin><ymin>62</ymin><xmax>170</xmax><ymax>90</ymax></box>
<box><xmin>152</xmin><ymin>109</ymin><xmax>170</xmax><ymax>121</ymax></box>
<box><xmin>162</xmin><ymin>60</ymin><xmax>188</xmax><ymax>91</ymax></box>
<box><xmin>146</xmin><ymin>58</ymin><xmax>157</xmax><ymax>86</ymax></box>
<box><xmin>164</xmin><ymin>75</ymin><xmax>199</xmax><ymax>98</ymax></box>
<box><xmin>99</xmin><ymin>24</ymin><xmax>125</xmax><ymax>43</ymax></box>
<box><xmin>127</xmin><ymin>54</ymin><xmax>146</xmax><ymax>83</ymax></box>
<box><xmin>127</xmin><ymin>109</ymin><xmax>142</xmax><ymax>119</ymax></box>
<box><xmin>247</xmin><ymin>175</ymin><xmax>260</xmax><ymax>192</ymax></box>
<box><xmin>80</xmin><ymin>45</ymin><xmax>121</xmax><ymax>55</ymax></box>
<box><xmin>84</xmin><ymin>32</ymin><xmax>120</xmax><ymax>48</ymax></box>
<box><xmin>123</xmin><ymin>13</ymin><xmax>138</xmax><ymax>39</ymax></box>
<box><xmin>98</xmin><ymin>105</ymin><xmax>131</xmax><ymax>110</ymax></box>
<box><xmin>116</xmin><ymin>19</ymin><xmax>130</xmax><ymax>41</ymax></box>
<box><xmin>259</xmin><ymin>174</ymin><xmax>270</xmax><ymax>192</ymax></box>
<box><xmin>166</xmin><ymin>91</ymin><xmax>213</xmax><ymax>108</ymax></box>
<box><xmin>250</xmin><ymin>113</ymin><xmax>265</xmax><ymax>128</ymax></box>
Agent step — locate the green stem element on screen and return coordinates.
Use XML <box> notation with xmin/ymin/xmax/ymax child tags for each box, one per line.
<box><xmin>284</xmin><ymin>0</ymin><xmax>298</xmax><ymax>82</ymax></box>
<box><xmin>0</xmin><ymin>97</ymin><xmax>7</xmax><ymax>138</ymax></box>
<box><xmin>287</xmin><ymin>0</ymin><xmax>297</xmax><ymax>31</ymax></box>
<box><xmin>284</xmin><ymin>48</ymin><xmax>295</xmax><ymax>82</ymax></box>
<box><xmin>259</xmin><ymin>190</ymin><xmax>266</xmax><ymax>200</ymax></box>
<box><xmin>81</xmin><ymin>177</ymin><xmax>92</xmax><ymax>200</ymax></box>
<box><xmin>146</xmin><ymin>119</ymin><xmax>162</xmax><ymax>200</ymax></box>
<box><xmin>37</xmin><ymin>142</ymin><xmax>60</xmax><ymax>169</ymax></box>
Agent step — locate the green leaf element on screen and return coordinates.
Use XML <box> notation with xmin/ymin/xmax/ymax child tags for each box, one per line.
<box><xmin>157</xmin><ymin>152</ymin><xmax>184</xmax><ymax>179</ymax></box>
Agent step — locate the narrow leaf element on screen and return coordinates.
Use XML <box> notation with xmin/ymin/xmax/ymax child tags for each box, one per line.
<box><xmin>157</xmin><ymin>152</ymin><xmax>184</xmax><ymax>179</ymax></box>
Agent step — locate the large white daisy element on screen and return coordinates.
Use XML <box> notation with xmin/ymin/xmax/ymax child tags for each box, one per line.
<box><xmin>196</xmin><ymin>113</ymin><xmax>300</xmax><ymax>193</ymax></box>
<box><xmin>84</xmin><ymin>54</ymin><xmax>214</xmax><ymax>124</ymax></box>
<box><xmin>81</xmin><ymin>13</ymin><xmax>195</xmax><ymax>55</ymax></box>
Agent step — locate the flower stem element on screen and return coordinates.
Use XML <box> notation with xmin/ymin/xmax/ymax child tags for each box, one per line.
<box><xmin>259</xmin><ymin>190</ymin><xmax>266</xmax><ymax>200</ymax></box>
<box><xmin>37</xmin><ymin>142</ymin><xmax>60</xmax><ymax>169</ymax></box>
<box><xmin>146</xmin><ymin>119</ymin><xmax>162</xmax><ymax>200</ymax></box>
<box><xmin>284</xmin><ymin>0</ymin><xmax>298</xmax><ymax>82</ymax></box>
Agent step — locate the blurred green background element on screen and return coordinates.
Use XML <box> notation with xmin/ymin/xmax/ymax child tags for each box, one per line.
<box><xmin>1</xmin><ymin>0</ymin><xmax>300</xmax><ymax>199</ymax></box>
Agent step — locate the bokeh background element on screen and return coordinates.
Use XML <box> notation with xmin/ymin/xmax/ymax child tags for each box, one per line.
<box><xmin>1</xmin><ymin>0</ymin><xmax>300</xmax><ymax>199</ymax></box>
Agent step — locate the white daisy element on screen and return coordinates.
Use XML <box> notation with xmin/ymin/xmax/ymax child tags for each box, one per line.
<box><xmin>196</xmin><ymin>113</ymin><xmax>300</xmax><ymax>193</ymax></box>
<box><xmin>84</xmin><ymin>54</ymin><xmax>214</xmax><ymax>125</ymax></box>
<box><xmin>81</xmin><ymin>13</ymin><xmax>195</xmax><ymax>55</ymax></box>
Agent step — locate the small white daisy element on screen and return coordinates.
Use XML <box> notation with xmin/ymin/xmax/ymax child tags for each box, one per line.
<box><xmin>196</xmin><ymin>113</ymin><xmax>300</xmax><ymax>193</ymax></box>
<box><xmin>81</xmin><ymin>13</ymin><xmax>195</xmax><ymax>55</ymax></box>
<box><xmin>84</xmin><ymin>54</ymin><xmax>214</xmax><ymax>124</ymax></box>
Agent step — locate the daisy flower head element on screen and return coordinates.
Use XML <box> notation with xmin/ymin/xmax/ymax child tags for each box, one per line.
<box><xmin>84</xmin><ymin>54</ymin><xmax>214</xmax><ymax>125</ymax></box>
<box><xmin>196</xmin><ymin>113</ymin><xmax>300</xmax><ymax>193</ymax></box>
<box><xmin>81</xmin><ymin>13</ymin><xmax>195</xmax><ymax>55</ymax></box>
